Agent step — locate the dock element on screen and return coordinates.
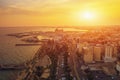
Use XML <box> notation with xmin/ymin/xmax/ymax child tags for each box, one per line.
<box><xmin>15</xmin><ymin>44</ymin><xmax>41</xmax><ymax>46</ymax></box>
<box><xmin>0</xmin><ymin>64</ymin><xmax>26</xmax><ymax>71</ymax></box>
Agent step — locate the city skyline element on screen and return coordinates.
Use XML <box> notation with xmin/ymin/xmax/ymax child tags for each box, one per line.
<box><xmin>0</xmin><ymin>0</ymin><xmax>120</xmax><ymax>27</ymax></box>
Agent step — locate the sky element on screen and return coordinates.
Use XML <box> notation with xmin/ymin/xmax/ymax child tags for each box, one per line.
<box><xmin>0</xmin><ymin>0</ymin><xmax>120</xmax><ymax>27</ymax></box>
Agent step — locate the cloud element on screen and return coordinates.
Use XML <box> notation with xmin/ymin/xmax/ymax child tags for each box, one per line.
<box><xmin>0</xmin><ymin>6</ymin><xmax>70</xmax><ymax>16</ymax></box>
<box><xmin>0</xmin><ymin>0</ymin><xmax>119</xmax><ymax>16</ymax></box>
<box><xmin>0</xmin><ymin>0</ymin><xmax>69</xmax><ymax>8</ymax></box>
<box><xmin>0</xmin><ymin>0</ymin><xmax>74</xmax><ymax>15</ymax></box>
<box><xmin>0</xmin><ymin>0</ymin><xmax>71</xmax><ymax>15</ymax></box>
<box><xmin>0</xmin><ymin>6</ymin><xmax>40</xmax><ymax>15</ymax></box>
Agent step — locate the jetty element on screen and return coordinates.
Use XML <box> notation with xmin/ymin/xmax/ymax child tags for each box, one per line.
<box><xmin>15</xmin><ymin>44</ymin><xmax>41</xmax><ymax>46</ymax></box>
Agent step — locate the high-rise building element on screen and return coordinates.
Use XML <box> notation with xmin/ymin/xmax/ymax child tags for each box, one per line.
<box><xmin>83</xmin><ymin>46</ymin><xmax>94</xmax><ymax>63</ymax></box>
<box><xmin>93</xmin><ymin>46</ymin><xmax>102</xmax><ymax>61</ymax></box>
<box><xmin>77</xmin><ymin>43</ymin><xmax>85</xmax><ymax>54</ymax></box>
<box><xmin>104</xmin><ymin>45</ymin><xmax>114</xmax><ymax>62</ymax></box>
<box><xmin>113</xmin><ymin>46</ymin><xmax>118</xmax><ymax>57</ymax></box>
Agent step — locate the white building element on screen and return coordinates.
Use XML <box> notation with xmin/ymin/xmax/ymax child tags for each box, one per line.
<box><xmin>104</xmin><ymin>45</ymin><xmax>115</xmax><ymax>62</ymax></box>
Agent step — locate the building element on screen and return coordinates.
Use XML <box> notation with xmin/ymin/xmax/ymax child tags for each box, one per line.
<box><xmin>93</xmin><ymin>46</ymin><xmax>102</xmax><ymax>61</ymax></box>
<box><xmin>77</xmin><ymin>43</ymin><xmax>85</xmax><ymax>54</ymax></box>
<box><xmin>104</xmin><ymin>45</ymin><xmax>114</xmax><ymax>62</ymax></box>
<box><xmin>83</xmin><ymin>46</ymin><xmax>94</xmax><ymax>63</ymax></box>
<box><xmin>113</xmin><ymin>46</ymin><xmax>118</xmax><ymax>57</ymax></box>
<box><xmin>55</xmin><ymin>28</ymin><xmax>63</xmax><ymax>33</ymax></box>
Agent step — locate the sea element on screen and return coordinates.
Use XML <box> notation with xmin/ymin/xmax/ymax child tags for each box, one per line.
<box><xmin>0</xmin><ymin>27</ymin><xmax>85</xmax><ymax>80</ymax></box>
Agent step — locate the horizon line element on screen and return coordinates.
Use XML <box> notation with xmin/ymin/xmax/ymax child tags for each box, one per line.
<box><xmin>0</xmin><ymin>25</ymin><xmax>120</xmax><ymax>28</ymax></box>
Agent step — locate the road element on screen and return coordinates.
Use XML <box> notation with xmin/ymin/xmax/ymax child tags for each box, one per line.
<box><xmin>56</xmin><ymin>54</ymin><xmax>64</xmax><ymax>79</ymax></box>
<box><xmin>68</xmin><ymin>45</ymin><xmax>81</xmax><ymax>80</ymax></box>
<box><xmin>17</xmin><ymin>41</ymin><xmax>85</xmax><ymax>80</ymax></box>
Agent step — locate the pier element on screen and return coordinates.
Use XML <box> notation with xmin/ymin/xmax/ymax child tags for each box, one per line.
<box><xmin>0</xmin><ymin>64</ymin><xmax>26</xmax><ymax>71</ymax></box>
<box><xmin>15</xmin><ymin>44</ymin><xmax>41</xmax><ymax>46</ymax></box>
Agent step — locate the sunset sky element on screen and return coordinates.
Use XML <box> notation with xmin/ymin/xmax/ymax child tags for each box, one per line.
<box><xmin>0</xmin><ymin>0</ymin><xmax>120</xmax><ymax>27</ymax></box>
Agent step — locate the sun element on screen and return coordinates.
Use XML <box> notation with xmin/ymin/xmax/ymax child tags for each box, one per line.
<box><xmin>83</xmin><ymin>12</ymin><xmax>93</xmax><ymax>19</ymax></box>
<box><xmin>75</xmin><ymin>10</ymin><xmax>96</xmax><ymax>21</ymax></box>
<box><xmin>82</xmin><ymin>11</ymin><xmax>95</xmax><ymax>20</ymax></box>
<box><xmin>73</xmin><ymin>10</ymin><xmax>97</xmax><ymax>24</ymax></box>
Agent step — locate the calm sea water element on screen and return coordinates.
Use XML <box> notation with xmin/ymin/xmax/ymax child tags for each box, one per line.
<box><xmin>0</xmin><ymin>27</ymin><xmax>83</xmax><ymax>80</ymax></box>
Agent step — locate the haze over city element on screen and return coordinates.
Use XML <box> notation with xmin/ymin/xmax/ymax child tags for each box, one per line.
<box><xmin>1</xmin><ymin>0</ymin><xmax>120</xmax><ymax>80</ymax></box>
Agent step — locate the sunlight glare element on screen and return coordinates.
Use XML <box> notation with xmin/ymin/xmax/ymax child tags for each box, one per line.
<box><xmin>83</xmin><ymin>12</ymin><xmax>93</xmax><ymax>19</ymax></box>
<box><xmin>81</xmin><ymin>11</ymin><xmax>95</xmax><ymax>20</ymax></box>
<box><xmin>74</xmin><ymin>10</ymin><xmax>97</xmax><ymax>22</ymax></box>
